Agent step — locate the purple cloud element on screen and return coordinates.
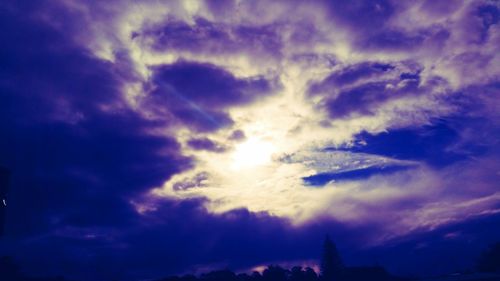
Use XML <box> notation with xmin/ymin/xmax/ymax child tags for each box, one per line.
<box><xmin>187</xmin><ymin>138</ymin><xmax>226</xmax><ymax>152</ymax></box>
<box><xmin>138</xmin><ymin>17</ymin><xmax>282</xmax><ymax>58</ymax></box>
<box><xmin>143</xmin><ymin>61</ymin><xmax>280</xmax><ymax>132</ymax></box>
<box><xmin>361</xmin><ymin>28</ymin><xmax>449</xmax><ymax>51</ymax></box>
<box><xmin>308</xmin><ymin>62</ymin><xmax>395</xmax><ymax>91</ymax></box>
<box><xmin>324</xmin><ymin>0</ymin><xmax>395</xmax><ymax>33</ymax></box>
<box><xmin>1</xmin><ymin>1</ymin><xmax>499</xmax><ymax>280</ymax></box>
<box><xmin>308</xmin><ymin>61</ymin><xmax>429</xmax><ymax>118</ymax></box>
<box><xmin>0</xmin><ymin>4</ymin><xmax>191</xmax><ymax>236</ymax></box>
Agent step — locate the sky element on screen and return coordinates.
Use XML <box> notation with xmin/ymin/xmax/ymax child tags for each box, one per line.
<box><xmin>0</xmin><ymin>0</ymin><xmax>499</xmax><ymax>280</ymax></box>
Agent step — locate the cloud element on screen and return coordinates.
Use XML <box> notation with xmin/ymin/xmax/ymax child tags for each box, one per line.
<box><xmin>302</xmin><ymin>165</ymin><xmax>414</xmax><ymax>186</ymax></box>
<box><xmin>2</xmin><ymin>196</ymin><xmax>385</xmax><ymax>280</ymax></box>
<box><xmin>307</xmin><ymin>60</ymin><xmax>433</xmax><ymax>119</ymax></box>
<box><xmin>187</xmin><ymin>138</ymin><xmax>226</xmax><ymax>153</ymax></box>
<box><xmin>0</xmin><ymin>3</ymin><xmax>190</xmax><ymax>236</ymax></box>
<box><xmin>308</xmin><ymin>62</ymin><xmax>396</xmax><ymax>90</ymax></box>
<box><xmin>139</xmin><ymin>17</ymin><xmax>283</xmax><ymax>59</ymax></box>
<box><xmin>1</xmin><ymin>0</ymin><xmax>499</xmax><ymax>280</ymax></box>
<box><xmin>361</xmin><ymin>27</ymin><xmax>449</xmax><ymax>51</ymax></box>
<box><xmin>340</xmin><ymin>119</ymin><xmax>479</xmax><ymax>167</ymax></box>
<box><xmin>142</xmin><ymin>61</ymin><xmax>280</xmax><ymax>132</ymax></box>
<box><xmin>324</xmin><ymin>0</ymin><xmax>395</xmax><ymax>33</ymax></box>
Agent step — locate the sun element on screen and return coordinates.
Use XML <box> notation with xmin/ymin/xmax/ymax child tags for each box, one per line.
<box><xmin>231</xmin><ymin>137</ymin><xmax>275</xmax><ymax>170</ymax></box>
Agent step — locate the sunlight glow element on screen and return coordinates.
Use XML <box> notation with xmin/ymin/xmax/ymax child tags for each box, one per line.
<box><xmin>231</xmin><ymin>137</ymin><xmax>275</xmax><ymax>170</ymax></box>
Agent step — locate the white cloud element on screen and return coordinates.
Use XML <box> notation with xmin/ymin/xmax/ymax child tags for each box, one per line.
<box><xmin>53</xmin><ymin>0</ymin><xmax>500</xmax><ymax>243</ymax></box>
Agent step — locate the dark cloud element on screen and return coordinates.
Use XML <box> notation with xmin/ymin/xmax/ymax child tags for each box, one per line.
<box><xmin>229</xmin><ymin>130</ymin><xmax>246</xmax><ymax>141</ymax></box>
<box><xmin>0</xmin><ymin>5</ymin><xmax>190</xmax><ymax>236</ymax></box>
<box><xmin>172</xmin><ymin>172</ymin><xmax>210</xmax><ymax>191</ymax></box>
<box><xmin>399</xmin><ymin>72</ymin><xmax>421</xmax><ymax>81</ymax></box>
<box><xmin>139</xmin><ymin>17</ymin><xmax>282</xmax><ymax>58</ymax></box>
<box><xmin>419</xmin><ymin>0</ymin><xmax>464</xmax><ymax>17</ymax></box>
<box><xmin>302</xmin><ymin>165</ymin><xmax>414</xmax><ymax>186</ymax></box>
<box><xmin>477</xmin><ymin>4</ymin><xmax>499</xmax><ymax>43</ymax></box>
<box><xmin>204</xmin><ymin>0</ymin><xmax>237</xmax><ymax>17</ymax></box>
<box><xmin>323</xmin><ymin>0</ymin><xmax>395</xmax><ymax>33</ymax></box>
<box><xmin>187</xmin><ymin>138</ymin><xmax>226</xmax><ymax>152</ymax></box>
<box><xmin>339</xmin><ymin>118</ymin><xmax>490</xmax><ymax>167</ymax></box>
<box><xmin>363</xmin><ymin>30</ymin><xmax>426</xmax><ymax>50</ymax></box>
<box><xmin>144</xmin><ymin>61</ymin><xmax>279</xmax><ymax>132</ymax></box>
<box><xmin>323</xmin><ymin>80</ymin><xmax>418</xmax><ymax>118</ymax></box>
<box><xmin>320</xmin><ymin>0</ymin><xmax>453</xmax><ymax>52</ymax></box>
<box><xmin>308</xmin><ymin>62</ymin><xmax>395</xmax><ymax>94</ymax></box>
<box><xmin>1</xmin><ymin>1</ymin><xmax>499</xmax><ymax>281</ymax></box>
<box><xmin>1</xmin><ymin>197</ymin><xmax>374</xmax><ymax>280</ymax></box>
<box><xmin>308</xmin><ymin>61</ymin><xmax>432</xmax><ymax>118</ymax></box>
<box><xmin>367</xmin><ymin>213</ymin><xmax>500</xmax><ymax>277</ymax></box>
<box><xmin>361</xmin><ymin>27</ymin><xmax>451</xmax><ymax>51</ymax></box>
<box><xmin>0</xmin><ymin>7</ymin><xmax>336</xmax><ymax>281</ymax></box>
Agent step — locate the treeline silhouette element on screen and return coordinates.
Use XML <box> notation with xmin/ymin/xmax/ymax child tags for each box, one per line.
<box><xmin>155</xmin><ymin>236</ymin><xmax>401</xmax><ymax>281</ymax></box>
<box><xmin>154</xmin><ymin>265</ymin><xmax>400</xmax><ymax>281</ymax></box>
<box><xmin>1</xmin><ymin>238</ymin><xmax>500</xmax><ymax>281</ymax></box>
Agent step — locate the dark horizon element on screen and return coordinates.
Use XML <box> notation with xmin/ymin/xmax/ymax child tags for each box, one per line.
<box><xmin>2</xmin><ymin>236</ymin><xmax>500</xmax><ymax>281</ymax></box>
<box><xmin>1</xmin><ymin>0</ymin><xmax>500</xmax><ymax>280</ymax></box>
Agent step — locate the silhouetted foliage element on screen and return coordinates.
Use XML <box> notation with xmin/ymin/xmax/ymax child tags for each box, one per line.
<box><xmin>320</xmin><ymin>235</ymin><xmax>343</xmax><ymax>281</ymax></box>
<box><xmin>478</xmin><ymin>242</ymin><xmax>500</xmax><ymax>273</ymax></box>
<box><xmin>0</xmin><ymin>236</ymin><xmax>411</xmax><ymax>281</ymax></box>
<box><xmin>290</xmin><ymin>266</ymin><xmax>318</xmax><ymax>281</ymax></box>
<box><xmin>201</xmin><ymin>269</ymin><xmax>237</xmax><ymax>281</ymax></box>
<box><xmin>236</xmin><ymin>272</ymin><xmax>253</xmax><ymax>281</ymax></box>
<box><xmin>263</xmin><ymin>265</ymin><xmax>289</xmax><ymax>281</ymax></box>
<box><xmin>250</xmin><ymin>271</ymin><xmax>263</xmax><ymax>281</ymax></box>
<box><xmin>303</xmin><ymin>267</ymin><xmax>318</xmax><ymax>281</ymax></box>
<box><xmin>342</xmin><ymin>266</ymin><xmax>395</xmax><ymax>281</ymax></box>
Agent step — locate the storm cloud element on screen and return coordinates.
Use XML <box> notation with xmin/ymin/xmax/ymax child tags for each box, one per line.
<box><xmin>0</xmin><ymin>0</ymin><xmax>499</xmax><ymax>280</ymax></box>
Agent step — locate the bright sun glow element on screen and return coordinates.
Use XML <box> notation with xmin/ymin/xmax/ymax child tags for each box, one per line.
<box><xmin>231</xmin><ymin>137</ymin><xmax>275</xmax><ymax>170</ymax></box>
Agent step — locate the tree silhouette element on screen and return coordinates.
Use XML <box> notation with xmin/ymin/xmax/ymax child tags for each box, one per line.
<box><xmin>290</xmin><ymin>266</ymin><xmax>318</xmax><ymax>281</ymax></box>
<box><xmin>200</xmin><ymin>269</ymin><xmax>238</xmax><ymax>281</ymax></box>
<box><xmin>320</xmin><ymin>235</ymin><xmax>343</xmax><ymax>281</ymax></box>
<box><xmin>250</xmin><ymin>271</ymin><xmax>263</xmax><ymax>281</ymax></box>
<box><xmin>262</xmin><ymin>265</ymin><xmax>289</xmax><ymax>281</ymax></box>
<box><xmin>303</xmin><ymin>267</ymin><xmax>318</xmax><ymax>281</ymax></box>
<box><xmin>0</xmin><ymin>235</ymin><xmax>422</xmax><ymax>281</ymax></box>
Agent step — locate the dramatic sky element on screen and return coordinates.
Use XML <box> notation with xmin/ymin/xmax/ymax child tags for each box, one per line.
<box><xmin>1</xmin><ymin>0</ymin><xmax>500</xmax><ymax>280</ymax></box>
